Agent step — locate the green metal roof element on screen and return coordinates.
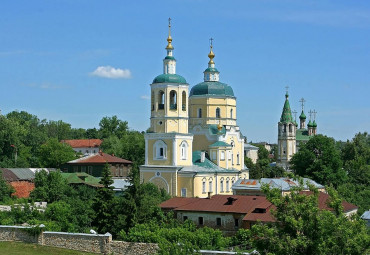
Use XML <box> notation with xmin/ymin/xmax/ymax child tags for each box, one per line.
<box><xmin>152</xmin><ymin>73</ymin><xmax>187</xmax><ymax>84</ymax></box>
<box><xmin>296</xmin><ymin>129</ymin><xmax>312</xmax><ymax>141</ymax></box>
<box><xmin>209</xmin><ymin>141</ymin><xmax>232</xmax><ymax>148</ymax></box>
<box><xmin>191</xmin><ymin>151</ymin><xmax>239</xmax><ymax>173</ymax></box>
<box><xmin>61</xmin><ymin>172</ymin><xmax>102</xmax><ymax>187</ymax></box>
<box><xmin>280</xmin><ymin>93</ymin><xmax>293</xmax><ymax>123</ymax></box>
<box><xmin>299</xmin><ymin>110</ymin><xmax>306</xmax><ymax>119</ymax></box>
<box><xmin>164</xmin><ymin>56</ymin><xmax>176</xmax><ymax>60</ymax></box>
<box><xmin>312</xmin><ymin>120</ymin><xmax>317</xmax><ymax>127</ymax></box>
<box><xmin>190</xmin><ymin>81</ymin><xmax>235</xmax><ymax>97</ymax></box>
<box><xmin>208</xmin><ymin>124</ymin><xmax>226</xmax><ymax>135</ymax></box>
<box><xmin>308</xmin><ymin>120</ymin><xmax>313</xmax><ymax>127</ymax></box>
<box><xmin>204</xmin><ymin>67</ymin><xmax>219</xmax><ymax>73</ymax></box>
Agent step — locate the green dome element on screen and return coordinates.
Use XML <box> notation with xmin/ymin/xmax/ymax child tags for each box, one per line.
<box><xmin>204</xmin><ymin>67</ymin><xmax>219</xmax><ymax>73</ymax></box>
<box><xmin>190</xmin><ymin>81</ymin><xmax>234</xmax><ymax>97</ymax></box>
<box><xmin>308</xmin><ymin>120</ymin><xmax>313</xmax><ymax>127</ymax></box>
<box><xmin>152</xmin><ymin>73</ymin><xmax>187</xmax><ymax>84</ymax></box>
<box><xmin>312</xmin><ymin>120</ymin><xmax>317</xmax><ymax>127</ymax></box>
<box><xmin>164</xmin><ymin>56</ymin><xmax>176</xmax><ymax>60</ymax></box>
<box><xmin>299</xmin><ymin>110</ymin><xmax>306</xmax><ymax>120</ymax></box>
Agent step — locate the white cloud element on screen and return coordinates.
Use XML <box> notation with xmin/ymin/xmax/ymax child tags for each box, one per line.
<box><xmin>140</xmin><ymin>95</ymin><xmax>150</xmax><ymax>100</ymax></box>
<box><xmin>90</xmin><ymin>66</ymin><xmax>132</xmax><ymax>79</ymax></box>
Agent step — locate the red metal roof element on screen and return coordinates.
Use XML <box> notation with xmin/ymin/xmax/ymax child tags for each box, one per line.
<box><xmin>164</xmin><ymin>195</ymin><xmax>270</xmax><ymax>214</ymax></box>
<box><xmin>67</xmin><ymin>152</ymin><xmax>132</xmax><ymax>164</ymax></box>
<box><xmin>61</xmin><ymin>139</ymin><xmax>102</xmax><ymax>148</ymax></box>
<box><xmin>301</xmin><ymin>191</ymin><xmax>358</xmax><ymax>213</ymax></box>
<box><xmin>160</xmin><ymin>197</ymin><xmax>202</xmax><ymax>210</ymax></box>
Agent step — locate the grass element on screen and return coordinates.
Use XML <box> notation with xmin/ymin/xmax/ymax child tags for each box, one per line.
<box><xmin>0</xmin><ymin>241</ymin><xmax>99</xmax><ymax>255</ymax></box>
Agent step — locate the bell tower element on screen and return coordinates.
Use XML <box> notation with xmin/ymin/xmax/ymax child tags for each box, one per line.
<box><xmin>277</xmin><ymin>87</ymin><xmax>296</xmax><ymax>169</ymax></box>
<box><xmin>145</xmin><ymin>18</ymin><xmax>193</xmax><ymax>168</ymax></box>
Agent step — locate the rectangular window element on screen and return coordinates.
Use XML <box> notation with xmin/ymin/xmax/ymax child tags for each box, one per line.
<box><xmin>234</xmin><ymin>218</ymin><xmax>239</xmax><ymax>227</ymax></box>
<box><xmin>81</xmin><ymin>166</ymin><xmax>86</xmax><ymax>172</ymax></box>
<box><xmin>220</xmin><ymin>151</ymin><xmax>225</xmax><ymax>161</ymax></box>
<box><xmin>88</xmin><ymin>166</ymin><xmax>93</xmax><ymax>175</ymax></box>
<box><xmin>216</xmin><ymin>217</ymin><xmax>221</xmax><ymax>226</ymax></box>
<box><xmin>199</xmin><ymin>217</ymin><xmax>204</xmax><ymax>225</ymax></box>
<box><xmin>181</xmin><ymin>188</ymin><xmax>187</xmax><ymax>197</ymax></box>
<box><xmin>212</xmin><ymin>151</ymin><xmax>216</xmax><ymax>160</ymax></box>
<box><xmin>183</xmin><ymin>216</ymin><xmax>188</xmax><ymax>221</ymax></box>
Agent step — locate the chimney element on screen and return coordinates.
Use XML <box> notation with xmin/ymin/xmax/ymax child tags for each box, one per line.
<box><xmin>201</xmin><ymin>151</ymin><xmax>205</xmax><ymax>163</ymax></box>
<box><xmin>226</xmin><ymin>197</ymin><xmax>237</xmax><ymax>205</ymax></box>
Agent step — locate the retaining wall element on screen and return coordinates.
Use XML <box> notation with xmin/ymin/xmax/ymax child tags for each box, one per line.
<box><xmin>0</xmin><ymin>225</ymin><xmax>159</xmax><ymax>255</ymax></box>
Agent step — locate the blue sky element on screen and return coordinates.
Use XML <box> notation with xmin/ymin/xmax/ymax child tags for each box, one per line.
<box><xmin>0</xmin><ymin>0</ymin><xmax>369</xmax><ymax>143</ymax></box>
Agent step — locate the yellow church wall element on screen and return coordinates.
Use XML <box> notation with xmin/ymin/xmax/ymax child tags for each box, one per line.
<box><xmin>177</xmin><ymin>176</ymin><xmax>194</xmax><ymax>197</ymax></box>
<box><xmin>225</xmin><ymin>135</ymin><xmax>244</xmax><ymax>171</ymax></box>
<box><xmin>141</xmin><ymin>170</ymin><xmax>176</xmax><ymax>196</ymax></box>
<box><xmin>147</xmin><ymin>139</ymin><xmax>173</xmax><ymax>166</ymax></box>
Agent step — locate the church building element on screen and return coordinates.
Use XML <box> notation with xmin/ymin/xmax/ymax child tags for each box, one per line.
<box><xmin>277</xmin><ymin>91</ymin><xmax>318</xmax><ymax>169</ymax></box>
<box><xmin>140</xmin><ymin>21</ymin><xmax>248</xmax><ymax>198</ymax></box>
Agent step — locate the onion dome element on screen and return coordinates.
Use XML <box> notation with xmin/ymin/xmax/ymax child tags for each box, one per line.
<box><xmin>299</xmin><ymin>110</ymin><xmax>306</xmax><ymax>120</ymax></box>
<box><xmin>308</xmin><ymin>120</ymin><xmax>313</xmax><ymax>127</ymax></box>
<box><xmin>153</xmin><ymin>74</ymin><xmax>187</xmax><ymax>84</ymax></box>
<box><xmin>312</xmin><ymin>120</ymin><xmax>317</xmax><ymax>127</ymax></box>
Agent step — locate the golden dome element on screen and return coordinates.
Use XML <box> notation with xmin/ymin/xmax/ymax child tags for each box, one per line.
<box><xmin>217</xmin><ymin>122</ymin><xmax>222</xmax><ymax>131</ymax></box>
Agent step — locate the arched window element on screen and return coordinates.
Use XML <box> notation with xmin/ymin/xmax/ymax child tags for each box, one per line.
<box><xmin>216</xmin><ymin>108</ymin><xmax>221</xmax><ymax>118</ymax></box>
<box><xmin>209</xmin><ymin>178</ymin><xmax>213</xmax><ymax>193</ymax></box>
<box><xmin>158</xmin><ymin>91</ymin><xmax>165</xmax><ymax>110</ymax></box>
<box><xmin>182</xmin><ymin>91</ymin><xmax>186</xmax><ymax>111</ymax></box>
<box><xmin>230</xmin><ymin>109</ymin><xmax>233</xmax><ymax>119</ymax></box>
<box><xmin>170</xmin><ymin>90</ymin><xmax>177</xmax><ymax>110</ymax></box>
<box><xmin>226</xmin><ymin>178</ymin><xmax>230</xmax><ymax>192</ymax></box>
<box><xmin>231</xmin><ymin>177</ymin><xmax>235</xmax><ymax>186</ymax></box>
<box><xmin>153</xmin><ymin>140</ymin><xmax>167</xmax><ymax>160</ymax></box>
<box><xmin>180</xmin><ymin>141</ymin><xmax>188</xmax><ymax>160</ymax></box>
<box><xmin>237</xmin><ymin>153</ymin><xmax>240</xmax><ymax>165</ymax></box>
<box><xmin>151</xmin><ymin>91</ymin><xmax>154</xmax><ymax>111</ymax></box>
<box><xmin>202</xmin><ymin>178</ymin><xmax>206</xmax><ymax>193</ymax></box>
<box><xmin>220</xmin><ymin>178</ymin><xmax>224</xmax><ymax>192</ymax></box>
<box><xmin>289</xmin><ymin>124</ymin><xmax>292</xmax><ymax>133</ymax></box>
<box><xmin>231</xmin><ymin>141</ymin><xmax>235</xmax><ymax>147</ymax></box>
<box><xmin>198</xmin><ymin>108</ymin><xmax>202</xmax><ymax>118</ymax></box>
<box><xmin>283</xmin><ymin>124</ymin><xmax>287</xmax><ymax>133</ymax></box>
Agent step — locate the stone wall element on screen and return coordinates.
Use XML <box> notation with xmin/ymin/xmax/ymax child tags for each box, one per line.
<box><xmin>0</xmin><ymin>225</ymin><xmax>159</xmax><ymax>255</ymax></box>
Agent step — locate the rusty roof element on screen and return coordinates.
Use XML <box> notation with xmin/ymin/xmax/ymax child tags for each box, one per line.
<box><xmin>61</xmin><ymin>139</ymin><xmax>102</xmax><ymax>148</ymax></box>
<box><xmin>67</xmin><ymin>152</ymin><xmax>132</xmax><ymax>164</ymax></box>
<box><xmin>0</xmin><ymin>168</ymin><xmax>20</xmax><ymax>181</ymax></box>
<box><xmin>160</xmin><ymin>197</ymin><xmax>202</xmax><ymax>210</ymax></box>
<box><xmin>164</xmin><ymin>195</ymin><xmax>270</xmax><ymax>214</ymax></box>
<box><xmin>301</xmin><ymin>191</ymin><xmax>358</xmax><ymax>213</ymax></box>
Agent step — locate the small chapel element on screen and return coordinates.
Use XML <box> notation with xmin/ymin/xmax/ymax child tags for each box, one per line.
<box><xmin>140</xmin><ymin>21</ymin><xmax>248</xmax><ymax>198</ymax></box>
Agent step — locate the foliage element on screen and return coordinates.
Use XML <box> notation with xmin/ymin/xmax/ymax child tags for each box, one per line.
<box><xmin>120</xmin><ymin>214</ymin><xmax>231</xmax><ymax>254</ymax></box>
<box><xmin>98</xmin><ymin>115</ymin><xmax>128</xmax><ymax>139</ymax></box>
<box><xmin>92</xmin><ymin>163</ymin><xmax>115</xmax><ymax>234</ymax></box>
<box><xmin>337</xmin><ymin>132</ymin><xmax>370</xmax><ymax>214</ymax></box>
<box><xmin>291</xmin><ymin>135</ymin><xmax>346</xmax><ymax>187</ymax></box>
<box><xmin>30</xmin><ymin>170</ymin><xmax>71</xmax><ymax>203</ymax></box>
<box><xmin>0</xmin><ymin>170</ymin><xmax>14</xmax><ymax>202</ymax></box>
<box><xmin>250</xmin><ymin>184</ymin><xmax>370</xmax><ymax>255</ymax></box>
<box><xmin>38</xmin><ymin>138</ymin><xmax>77</xmax><ymax>168</ymax></box>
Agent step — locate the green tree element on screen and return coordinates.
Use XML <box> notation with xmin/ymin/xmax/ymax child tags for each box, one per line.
<box><xmin>99</xmin><ymin>115</ymin><xmax>128</xmax><ymax>139</ymax></box>
<box><xmin>0</xmin><ymin>170</ymin><xmax>14</xmax><ymax>202</ymax></box>
<box><xmin>30</xmin><ymin>170</ymin><xmax>71</xmax><ymax>203</ymax></box>
<box><xmin>92</xmin><ymin>163</ymin><xmax>115</xmax><ymax>233</ymax></box>
<box><xmin>251</xmin><ymin>184</ymin><xmax>370</xmax><ymax>255</ymax></box>
<box><xmin>38</xmin><ymin>138</ymin><xmax>76</xmax><ymax>168</ymax></box>
<box><xmin>290</xmin><ymin>135</ymin><xmax>346</xmax><ymax>187</ymax></box>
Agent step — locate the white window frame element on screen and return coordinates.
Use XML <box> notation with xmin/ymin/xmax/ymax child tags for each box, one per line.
<box><xmin>226</xmin><ymin>178</ymin><xmax>230</xmax><ymax>192</ymax></box>
<box><xmin>181</xmin><ymin>188</ymin><xmax>187</xmax><ymax>197</ymax></box>
<box><xmin>220</xmin><ymin>178</ymin><xmax>224</xmax><ymax>192</ymax></box>
<box><xmin>154</xmin><ymin>140</ymin><xmax>167</xmax><ymax>160</ymax></box>
<box><xmin>209</xmin><ymin>178</ymin><xmax>213</xmax><ymax>193</ymax></box>
<box><xmin>180</xmin><ymin>141</ymin><xmax>188</xmax><ymax>160</ymax></box>
<box><xmin>220</xmin><ymin>151</ymin><xmax>225</xmax><ymax>161</ymax></box>
<box><xmin>202</xmin><ymin>178</ymin><xmax>206</xmax><ymax>193</ymax></box>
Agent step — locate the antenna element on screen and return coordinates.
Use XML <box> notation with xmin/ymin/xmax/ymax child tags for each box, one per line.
<box><xmin>292</xmin><ymin>110</ymin><xmax>297</xmax><ymax>121</ymax></box>
<box><xmin>308</xmin><ymin>110</ymin><xmax>313</xmax><ymax>121</ymax></box>
<box><xmin>313</xmin><ymin>110</ymin><xmax>317</xmax><ymax>120</ymax></box>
